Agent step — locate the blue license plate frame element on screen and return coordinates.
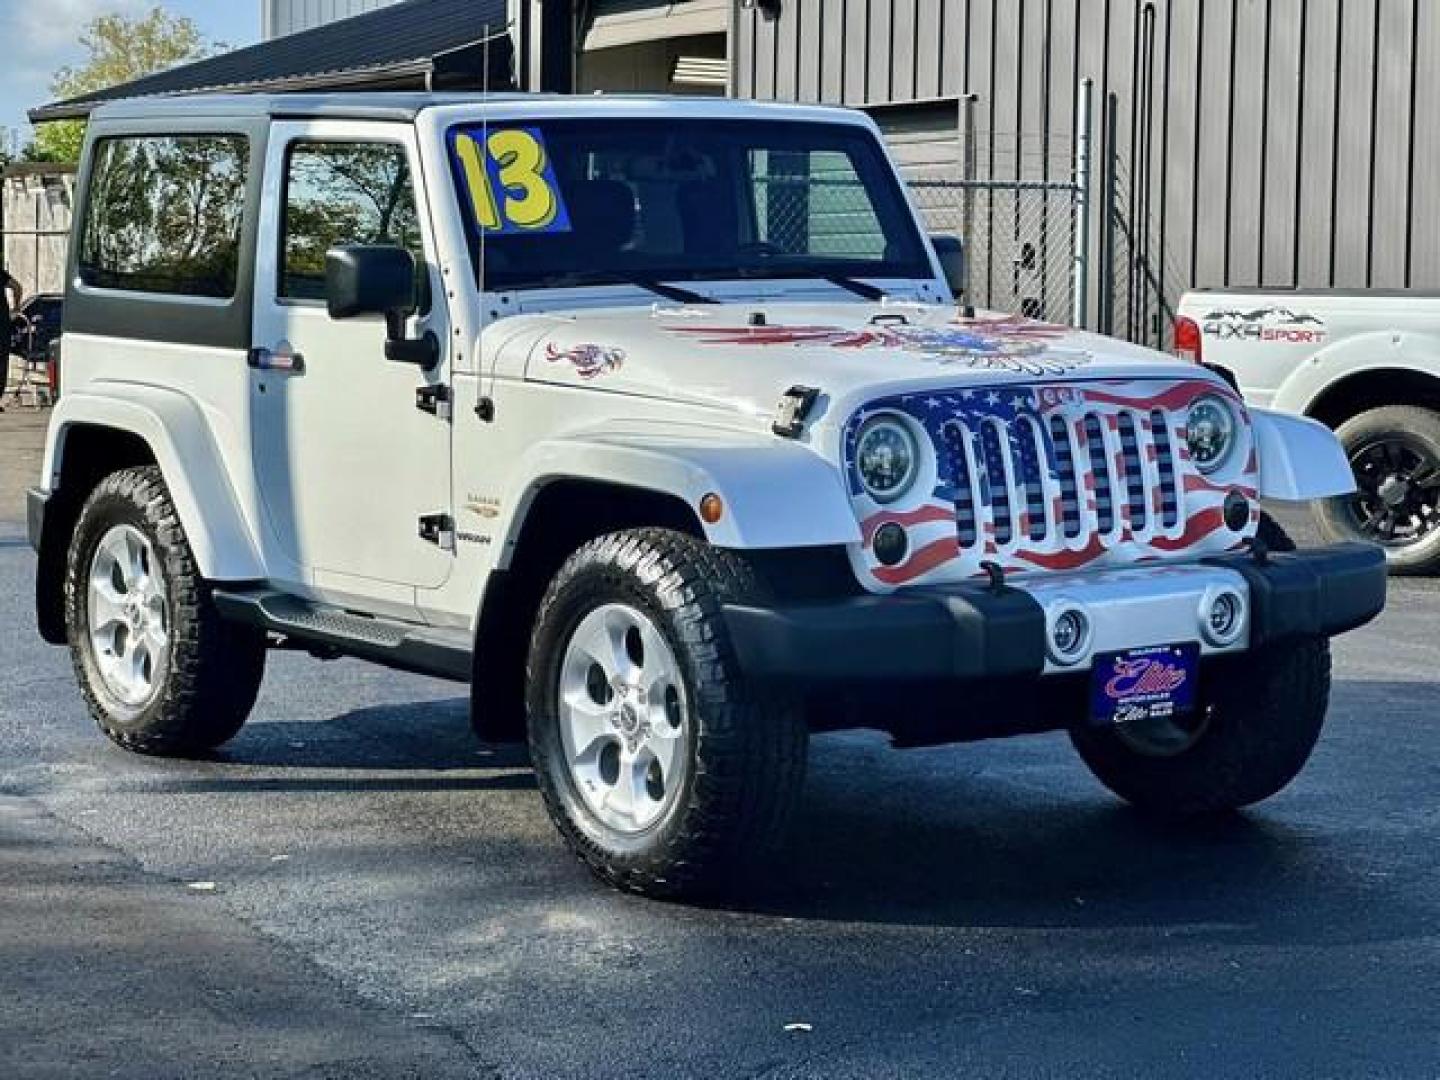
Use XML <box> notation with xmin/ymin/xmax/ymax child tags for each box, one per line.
<box><xmin>1090</xmin><ymin>643</ymin><xmax>1201</xmax><ymax>727</ymax></box>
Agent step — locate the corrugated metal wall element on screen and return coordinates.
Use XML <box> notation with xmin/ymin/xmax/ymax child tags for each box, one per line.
<box><xmin>735</xmin><ymin>0</ymin><xmax>1439</xmax><ymax>301</ymax></box>
<box><xmin>262</xmin><ymin>0</ymin><xmax>399</xmax><ymax>39</ymax></box>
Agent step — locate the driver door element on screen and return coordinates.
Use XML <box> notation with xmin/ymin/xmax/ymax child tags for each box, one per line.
<box><xmin>249</xmin><ymin>120</ymin><xmax>453</xmax><ymax>607</ymax></box>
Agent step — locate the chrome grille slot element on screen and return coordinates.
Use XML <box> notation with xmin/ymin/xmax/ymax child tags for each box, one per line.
<box><xmin>1049</xmin><ymin>415</ymin><xmax>1083</xmax><ymax>538</ymax></box>
<box><xmin>1151</xmin><ymin>409</ymin><xmax>1180</xmax><ymax>528</ymax></box>
<box><xmin>1117</xmin><ymin>412</ymin><xmax>1147</xmax><ymax>531</ymax></box>
<box><xmin>1019</xmin><ymin>416</ymin><xmax>1048</xmax><ymax>541</ymax></box>
<box><xmin>943</xmin><ymin>421</ymin><xmax>980</xmax><ymax>547</ymax></box>
<box><xmin>979</xmin><ymin>420</ymin><xmax>1014</xmax><ymax>545</ymax></box>
<box><xmin>1083</xmin><ymin>414</ymin><xmax>1116</xmax><ymax>534</ymax></box>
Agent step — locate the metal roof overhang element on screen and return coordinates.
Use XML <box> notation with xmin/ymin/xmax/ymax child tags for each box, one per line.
<box><xmin>582</xmin><ymin>0</ymin><xmax>728</xmax><ymax>52</ymax></box>
<box><xmin>29</xmin><ymin>0</ymin><xmax>513</xmax><ymax>124</ymax></box>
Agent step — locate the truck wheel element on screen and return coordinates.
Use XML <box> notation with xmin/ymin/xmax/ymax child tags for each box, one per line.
<box><xmin>1313</xmin><ymin>405</ymin><xmax>1440</xmax><ymax>574</ymax></box>
<box><xmin>64</xmin><ymin>466</ymin><xmax>266</xmax><ymax>756</ymax></box>
<box><xmin>1070</xmin><ymin>635</ymin><xmax>1331</xmax><ymax>817</ymax></box>
<box><xmin>526</xmin><ymin>528</ymin><xmax>807</xmax><ymax>898</ymax></box>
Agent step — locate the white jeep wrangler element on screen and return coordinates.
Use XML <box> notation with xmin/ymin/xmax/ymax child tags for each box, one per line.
<box><xmin>30</xmin><ymin>93</ymin><xmax>1385</xmax><ymax>897</ymax></box>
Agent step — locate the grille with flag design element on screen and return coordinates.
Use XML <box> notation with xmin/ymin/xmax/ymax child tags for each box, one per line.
<box><xmin>844</xmin><ymin>378</ymin><xmax>1259</xmax><ymax>588</ymax></box>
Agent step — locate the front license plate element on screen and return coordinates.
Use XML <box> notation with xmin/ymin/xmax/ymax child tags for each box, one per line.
<box><xmin>1090</xmin><ymin>643</ymin><xmax>1201</xmax><ymax>727</ymax></box>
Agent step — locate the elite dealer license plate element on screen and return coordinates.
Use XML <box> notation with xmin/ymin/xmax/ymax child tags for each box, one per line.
<box><xmin>1090</xmin><ymin>643</ymin><xmax>1200</xmax><ymax>727</ymax></box>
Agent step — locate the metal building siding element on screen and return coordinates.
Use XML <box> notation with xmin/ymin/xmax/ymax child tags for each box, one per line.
<box><xmin>735</xmin><ymin>0</ymin><xmax>1438</xmax><ymax>295</ymax></box>
<box><xmin>263</xmin><ymin>0</ymin><xmax>398</xmax><ymax>39</ymax></box>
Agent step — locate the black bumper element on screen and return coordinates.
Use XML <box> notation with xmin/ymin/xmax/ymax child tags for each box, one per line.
<box><xmin>723</xmin><ymin>543</ymin><xmax>1387</xmax><ymax>683</ymax></box>
<box><xmin>27</xmin><ymin>487</ymin><xmax>48</xmax><ymax>554</ymax></box>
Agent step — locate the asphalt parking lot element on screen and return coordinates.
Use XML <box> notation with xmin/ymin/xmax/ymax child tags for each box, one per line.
<box><xmin>2</xmin><ymin>402</ymin><xmax>1438</xmax><ymax>1079</ymax></box>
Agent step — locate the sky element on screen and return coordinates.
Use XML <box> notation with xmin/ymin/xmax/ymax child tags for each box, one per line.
<box><xmin>0</xmin><ymin>0</ymin><xmax>260</xmax><ymax>153</ymax></box>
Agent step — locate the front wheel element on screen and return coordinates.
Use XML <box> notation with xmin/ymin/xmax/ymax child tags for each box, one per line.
<box><xmin>1070</xmin><ymin>636</ymin><xmax>1332</xmax><ymax>817</ymax></box>
<box><xmin>1313</xmin><ymin>405</ymin><xmax>1440</xmax><ymax>574</ymax></box>
<box><xmin>526</xmin><ymin>529</ymin><xmax>807</xmax><ymax>898</ymax></box>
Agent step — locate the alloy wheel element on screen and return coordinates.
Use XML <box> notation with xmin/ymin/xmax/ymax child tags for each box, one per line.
<box><xmin>557</xmin><ymin>603</ymin><xmax>690</xmax><ymax>834</ymax></box>
<box><xmin>86</xmin><ymin>524</ymin><xmax>169</xmax><ymax>708</ymax></box>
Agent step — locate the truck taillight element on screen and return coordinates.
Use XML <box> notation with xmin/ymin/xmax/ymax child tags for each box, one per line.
<box><xmin>1173</xmin><ymin>316</ymin><xmax>1203</xmax><ymax>364</ymax></box>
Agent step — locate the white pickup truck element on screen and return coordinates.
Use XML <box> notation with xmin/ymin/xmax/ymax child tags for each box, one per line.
<box><xmin>1175</xmin><ymin>290</ymin><xmax>1440</xmax><ymax>573</ymax></box>
<box><xmin>29</xmin><ymin>94</ymin><xmax>1385</xmax><ymax>898</ymax></box>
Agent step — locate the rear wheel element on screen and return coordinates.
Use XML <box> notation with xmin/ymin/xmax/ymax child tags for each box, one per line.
<box><xmin>1070</xmin><ymin>635</ymin><xmax>1332</xmax><ymax>817</ymax></box>
<box><xmin>527</xmin><ymin>528</ymin><xmax>807</xmax><ymax>898</ymax></box>
<box><xmin>1314</xmin><ymin>405</ymin><xmax>1440</xmax><ymax>574</ymax></box>
<box><xmin>65</xmin><ymin>467</ymin><xmax>267</xmax><ymax>755</ymax></box>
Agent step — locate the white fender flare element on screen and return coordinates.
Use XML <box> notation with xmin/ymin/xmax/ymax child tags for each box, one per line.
<box><xmin>44</xmin><ymin>386</ymin><xmax>264</xmax><ymax>580</ymax></box>
<box><xmin>1249</xmin><ymin>408</ymin><xmax>1356</xmax><ymax>502</ymax></box>
<box><xmin>498</xmin><ymin>429</ymin><xmax>861</xmax><ymax>561</ymax></box>
<box><xmin>1271</xmin><ymin>329</ymin><xmax>1440</xmax><ymax>417</ymax></box>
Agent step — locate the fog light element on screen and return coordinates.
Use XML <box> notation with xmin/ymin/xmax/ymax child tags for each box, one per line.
<box><xmin>873</xmin><ymin>522</ymin><xmax>909</xmax><ymax>567</ymax></box>
<box><xmin>1223</xmin><ymin>489</ymin><xmax>1251</xmax><ymax>532</ymax></box>
<box><xmin>1048</xmin><ymin>607</ymin><xmax>1091</xmax><ymax>666</ymax></box>
<box><xmin>1201</xmin><ymin>589</ymin><xmax>1246</xmax><ymax>646</ymax></box>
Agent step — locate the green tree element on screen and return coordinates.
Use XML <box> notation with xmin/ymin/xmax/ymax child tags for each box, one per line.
<box><xmin>33</xmin><ymin>7</ymin><xmax>216</xmax><ymax>163</ymax></box>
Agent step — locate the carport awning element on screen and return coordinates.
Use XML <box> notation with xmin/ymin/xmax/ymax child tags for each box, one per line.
<box><xmin>583</xmin><ymin>0</ymin><xmax>728</xmax><ymax>51</ymax></box>
<box><xmin>29</xmin><ymin>0</ymin><xmax>513</xmax><ymax>124</ymax></box>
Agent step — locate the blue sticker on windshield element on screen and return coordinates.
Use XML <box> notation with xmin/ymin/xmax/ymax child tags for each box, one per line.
<box><xmin>450</xmin><ymin>126</ymin><xmax>572</xmax><ymax>235</ymax></box>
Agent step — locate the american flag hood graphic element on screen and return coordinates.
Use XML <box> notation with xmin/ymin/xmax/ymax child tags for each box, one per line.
<box><xmin>513</xmin><ymin>301</ymin><xmax>1257</xmax><ymax>589</ymax></box>
<box><xmin>841</xmin><ymin>377</ymin><xmax>1259</xmax><ymax>589</ymax></box>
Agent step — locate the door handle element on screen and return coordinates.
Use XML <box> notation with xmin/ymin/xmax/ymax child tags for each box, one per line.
<box><xmin>248</xmin><ymin>344</ymin><xmax>305</xmax><ymax>374</ymax></box>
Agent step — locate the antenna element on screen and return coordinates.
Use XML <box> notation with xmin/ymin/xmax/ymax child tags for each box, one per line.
<box><xmin>475</xmin><ymin>22</ymin><xmax>498</xmax><ymax>422</ymax></box>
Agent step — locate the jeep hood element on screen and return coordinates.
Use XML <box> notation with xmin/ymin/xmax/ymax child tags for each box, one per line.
<box><xmin>505</xmin><ymin>301</ymin><xmax>1200</xmax><ymax>422</ymax></box>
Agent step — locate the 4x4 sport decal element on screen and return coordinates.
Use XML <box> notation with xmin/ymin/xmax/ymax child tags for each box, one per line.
<box><xmin>1200</xmin><ymin>305</ymin><xmax>1327</xmax><ymax>345</ymax></box>
<box><xmin>450</xmin><ymin>127</ymin><xmax>573</xmax><ymax>235</ymax></box>
<box><xmin>665</xmin><ymin>316</ymin><xmax>1093</xmax><ymax>376</ymax></box>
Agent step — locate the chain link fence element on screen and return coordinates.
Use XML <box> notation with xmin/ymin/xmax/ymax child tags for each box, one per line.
<box><xmin>1103</xmin><ymin>155</ymin><xmax>1186</xmax><ymax>351</ymax></box>
<box><xmin>903</xmin><ymin>139</ymin><xmax>1085</xmax><ymax>326</ymax></box>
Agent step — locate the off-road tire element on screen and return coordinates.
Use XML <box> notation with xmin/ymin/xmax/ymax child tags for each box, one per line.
<box><xmin>1313</xmin><ymin>405</ymin><xmax>1440</xmax><ymax>575</ymax></box>
<box><xmin>526</xmin><ymin>528</ymin><xmax>807</xmax><ymax>899</ymax></box>
<box><xmin>65</xmin><ymin>466</ymin><xmax>267</xmax><ymax>755</ymax></box>
<box><xmin>1070</xmin><ymin>634</ymin><xmax>1332</xmax><ymax>817</ymax></box>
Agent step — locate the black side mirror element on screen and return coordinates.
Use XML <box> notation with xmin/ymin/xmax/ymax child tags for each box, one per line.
<box><xmin>325</xmin><ymin>245</ymin><xmax>438</xmax><ymax>369</ymax></box>
<box><xmin>326</xmin><ymin>245</ymin><xmax>415</xmax><ymax>320</ymax></box>
<box><xmin>930</xmin><ymin>234</ymin><xmax>967</xmax><ymax>299</ymax></box>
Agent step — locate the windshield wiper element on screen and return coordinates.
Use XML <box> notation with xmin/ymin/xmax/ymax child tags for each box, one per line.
<box><xmin>820</xmin><ymin>274</ymin><xmax>888</xmax><ymax>301</ymax></box>
<box><xmin>629</xmin><ymin>277</ymin><xmax>719</xmax><ymax>305</ymax></box>
<box><xmin>723</xmin><ymin>265</ymin><xmax>889</xmax><ymax>301</ymax></box>
<box><xmin>538</xmin><ymin>271</ymin><xmax>717</xmax><ymax>305</ymax></box>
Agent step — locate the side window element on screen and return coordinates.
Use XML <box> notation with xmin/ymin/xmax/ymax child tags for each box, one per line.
<box><xmin>78</xmin><ymin>135</ymin><xmax>248</xmax><ymax>298</ymax></box>
<box><xmin>281</xmin><ymin>141</ymin><xmax>423</xmax><ymax>302</ymax></box>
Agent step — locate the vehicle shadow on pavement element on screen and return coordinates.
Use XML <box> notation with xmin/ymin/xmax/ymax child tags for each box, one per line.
<box><xmin>124</xmin><ymin>698</ymin><xmax>537</xmax><ymax>794</ymax></box>
<box><xmin>718</xmin><ymin>676</ymin><xmax>1438</xmax><ymax>936</ymax></box>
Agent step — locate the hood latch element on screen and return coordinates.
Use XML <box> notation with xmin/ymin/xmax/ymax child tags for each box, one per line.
<box><xmin>773</xmin><ymin>386</ymin><xmax>821</xmax><ymax>439</ymax></box>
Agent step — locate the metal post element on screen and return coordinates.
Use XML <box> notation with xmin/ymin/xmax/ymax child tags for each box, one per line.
<box><xmin>959</xmin><ymin>93</ymin><xmax>979</xmax><ymax>305</ymax></box>
<box><xmin>1072</xmin><ymin>78</ymin><xmax>1093</xmax><ymax>329</ymax></box>
<box><xmin>1099</xmin><ymin>93</ymin><xmax>1119</xmax><ymax>338</ymax></box>
<box><xmin>34</xmin><ymin>190</ymin><xmax>42</xmax><ymax>295</ymax></box>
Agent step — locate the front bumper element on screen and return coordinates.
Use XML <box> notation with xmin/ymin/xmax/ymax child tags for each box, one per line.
<box><xmin>724</xmin><ymin>543</ymin><xmax>1386</xmax><ymax>683</ymax></box>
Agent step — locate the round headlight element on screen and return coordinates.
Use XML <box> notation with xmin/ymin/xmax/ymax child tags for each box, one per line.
<box><xmin>1186</xmin><ymin>394</ymin><xmax>1238</xmax><ymax>473</ymax></box>
<box><xmin>855</xmin><ymin>415</ymin><xmax>920</xmax><ymax>504</ymax></box>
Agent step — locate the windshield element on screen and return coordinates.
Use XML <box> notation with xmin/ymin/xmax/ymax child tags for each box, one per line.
<box><xmin>446</xmin><ymin>118</ymin><xmax>933</xmax><ymax>293</ymax></box>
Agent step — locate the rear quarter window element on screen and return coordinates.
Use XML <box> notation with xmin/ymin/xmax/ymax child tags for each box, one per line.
<box><xmin>78</xmin><ymin>135</ymin><xmax>248</xmax><ymax>299</ymax></box>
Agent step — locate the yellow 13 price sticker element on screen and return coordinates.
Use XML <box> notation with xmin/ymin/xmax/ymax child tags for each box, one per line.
<box><xmin>451</xmin><ymin>127</ymin><xmax>572</xmax><ymax>235</ymax></box>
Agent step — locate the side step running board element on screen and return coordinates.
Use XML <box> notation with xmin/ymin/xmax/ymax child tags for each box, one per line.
<box><xmin>212</xmin><ymin>589</ymin><xmax>472</xmax><ymax>683</ymax></box>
